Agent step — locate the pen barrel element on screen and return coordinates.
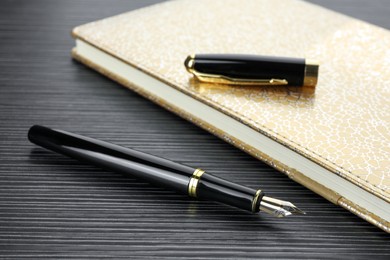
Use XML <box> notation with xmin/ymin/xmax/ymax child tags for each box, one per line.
<box><xmin>28</xmin><ymin>125</ymin><xmax>264</xmax><ymax>213</ymax></box>
<box><xmin>28</xmin><ymin>125</ymin><xmax>194</xmax><ymax>193</ymax></box>
<box><xmin>195</xmin><ymin>173</ymin><xmax>264</xmax><ymax>212</ymax></box>
<box><xmin>193</xmin><ymin>54</ymin><xmax>317</xmax><ymax>86</ymax></box>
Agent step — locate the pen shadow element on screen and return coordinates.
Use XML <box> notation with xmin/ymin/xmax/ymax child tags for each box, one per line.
<box><xmin>188</xmin><ymin>78</ymin><xmax>316</xmax><ymax>108</ymax></box>
<box><xmin>184</xmin><ymin>200</ymin><xmax>283</xmax><ymax>231</ymax></box>
<box><xmin>28</xmin><ymin>147</ymin><xmax>282</xmax><ymax>232</ymax></box>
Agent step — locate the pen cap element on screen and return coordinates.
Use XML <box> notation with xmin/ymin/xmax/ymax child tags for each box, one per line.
<box><xmin>185</xmin><ymin>54</ymin><xmax>319</xmax><ymax>87</ymax></box>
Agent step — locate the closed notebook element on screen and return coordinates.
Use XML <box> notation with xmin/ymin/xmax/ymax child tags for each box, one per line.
<box><xmin>71</xmin><ymin>0</ymin><xmax>390</xmax><ymax>231</ymax></box>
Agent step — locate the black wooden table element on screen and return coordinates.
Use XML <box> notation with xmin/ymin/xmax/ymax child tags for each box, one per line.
<box><xmin>0</xmin><ymin>0</ymin><xmax>389</xmax><ymax>259</ymax></box>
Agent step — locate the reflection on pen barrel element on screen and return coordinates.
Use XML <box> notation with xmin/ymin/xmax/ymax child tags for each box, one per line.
<box><xmin>185</xmin><ymin>54</ymin><xmax>319</xmax><ymax>87</ymax></box>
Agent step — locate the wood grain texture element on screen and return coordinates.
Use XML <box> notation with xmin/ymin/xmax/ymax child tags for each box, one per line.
<box><xmin>0</xmin><ymin>0</ymin><xmax>389</xmax><ymax>259</ymax></box>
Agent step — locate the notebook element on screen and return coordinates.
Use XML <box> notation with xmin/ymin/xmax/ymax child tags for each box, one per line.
<box><xmin>71</xmin><ymin>0</ymin><xmax>390</xmax><ymax>231</ymax></box>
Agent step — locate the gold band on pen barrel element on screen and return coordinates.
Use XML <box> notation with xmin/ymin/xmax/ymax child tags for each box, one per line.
<box><xmin>251</xmin><ymin>189</ymin><xmax>262</xmax><ymax>213</ymax></box>
<box><xmin>188</xmin><ymin>168</ymin><xmax>205</xmax><ymax>197</ymax></box>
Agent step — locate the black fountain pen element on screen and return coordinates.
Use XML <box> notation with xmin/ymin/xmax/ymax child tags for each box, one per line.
<box><xmin>28</xmin><ymin>125</ymin><xmax>305</xmax><ymax>218</ymax></box>
<box><xmin>185</xmin><ymin>54</ymin><xmax>319</xmax><ymax>87</ymax></box>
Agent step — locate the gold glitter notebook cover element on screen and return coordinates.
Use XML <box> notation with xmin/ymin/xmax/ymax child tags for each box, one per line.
<box><xmin>72</xmin><ymin>0</ymin><xmax>390</xmax><ymax>231</ymax></box>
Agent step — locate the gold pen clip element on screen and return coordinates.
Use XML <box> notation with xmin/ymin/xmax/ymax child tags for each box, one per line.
<box><xmin>184</xmin><ymin>55</ymin><xmax>288</xmax><ymax>86</ymax></box>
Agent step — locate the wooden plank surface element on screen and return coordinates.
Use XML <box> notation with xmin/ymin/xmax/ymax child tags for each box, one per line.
<box><xmin>0</xmin><ymin>0</ymin><xmax>389</xmax><ymax>258</ymax></box>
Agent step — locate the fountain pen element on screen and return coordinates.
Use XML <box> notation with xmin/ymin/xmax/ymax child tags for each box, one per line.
<box><xmin>28</xmin><ymin>125</ymin><xmax>305</xmax><ymax>218</ymax></box>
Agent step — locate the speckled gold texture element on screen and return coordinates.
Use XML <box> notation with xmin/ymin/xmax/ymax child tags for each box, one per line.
<box><xmin>72</xmin><ymin>0</ymin><xmax>390</xmax><ymax>230</ymax></box>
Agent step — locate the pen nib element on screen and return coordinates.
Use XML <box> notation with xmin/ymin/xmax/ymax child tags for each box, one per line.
<box><xmin>259</xmin><ymin>196</ymin><xmax>306</xmax><ymax>218</ymax></box>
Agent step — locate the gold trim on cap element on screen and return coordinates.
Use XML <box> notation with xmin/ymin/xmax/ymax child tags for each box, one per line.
<box><xmin>188</xmin><ymin>168</ymin><xmax>205</xmax><ymax>197</ymax></box>
<box><xmin>193</xmin><ymin>73</ymin><xmax>288</xmax><ymax>86</ymax></box>
<box><xmin>184</xmin><ymin>54</ymin><xmax>195</xmax><ymax>73</ymax></box>
<box><xmin>303</xmin><ymin>59</ymin><xmax>319</xmax><ymax>87</ymax></box>
<box><xmin>251</xmin><ymin>189</ymin><xmax>262</xmax><ymax>212</ymax></box>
